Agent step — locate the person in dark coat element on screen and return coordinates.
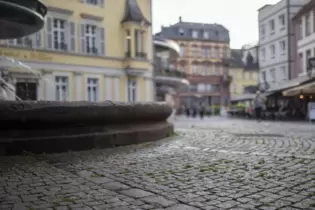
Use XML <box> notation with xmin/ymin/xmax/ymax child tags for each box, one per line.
<box><xmin>199</xmin><ymin>104</ymin><xmax>205</xmax><ymax>119</ymax></box>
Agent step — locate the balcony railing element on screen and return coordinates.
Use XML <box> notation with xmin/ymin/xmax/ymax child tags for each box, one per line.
<box><xmin>155</xmin><ymin>68</ymin><xmax>187</xmax><ymax>78</ymax></box>
<box><xmin>136</xmin><ymin>52</ymin><xmax>147</xmax><ymax>59</ymax></box>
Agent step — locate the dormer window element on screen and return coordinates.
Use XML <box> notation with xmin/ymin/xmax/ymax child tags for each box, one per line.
<box><xmin>203</xmin><ymin>31</ymin><xmax>209</xmax><ymax>39</ymax></box>
<box><xmin>192</xmin><ymin>30</ymin><xmax>198</xmax><ymax>39</ymax></box>
<box><xmin>178</xmin><ymin>28</ymin><xmax>184</xmax><ymax>36</ymax></box>
<box><xmin>85</xmin><ymin>0</ymin><xmax>104</xmax><ymax>7</ymax></box>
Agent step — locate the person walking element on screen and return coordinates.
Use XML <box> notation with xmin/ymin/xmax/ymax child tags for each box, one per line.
<box><xmin>253</xmin><ymin>90</ymin><xmax>265</xmax><ymax>122</ymax></box>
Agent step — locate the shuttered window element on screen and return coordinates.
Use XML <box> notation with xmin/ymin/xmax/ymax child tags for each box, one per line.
<box><xmin>80</xmin><ymin>23</ymin><xmax>105</xmax><ymax>56</ymax></box>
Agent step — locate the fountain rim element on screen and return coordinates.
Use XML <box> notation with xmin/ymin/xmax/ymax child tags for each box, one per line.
<box><xmin>0</xmin><ymin>0</ymin><xmax>47</xmax><ymax>39</ymax></box>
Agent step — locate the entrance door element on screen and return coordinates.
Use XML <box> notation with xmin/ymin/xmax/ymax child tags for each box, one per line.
<box><xmin>16</xmin><ymin>82</ymin><xmax>37</xmax><ymax>100</ymax></box>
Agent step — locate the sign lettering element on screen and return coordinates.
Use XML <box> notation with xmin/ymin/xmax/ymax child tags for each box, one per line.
<box><xmin>0</xmin><ymin>49</ymin><xmax>52</xmax><ymax>61</ymax></box>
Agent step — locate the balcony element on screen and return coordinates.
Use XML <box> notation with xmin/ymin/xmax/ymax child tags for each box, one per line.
<box><xmin>222</xmin><ymin>74</ymin><xmax>233</xmax><ymax>84</ymax></box>
<box><xmin>154</xmin><ymin>68</ymin><xmax>189</xmax><ymax>89</ymax></box>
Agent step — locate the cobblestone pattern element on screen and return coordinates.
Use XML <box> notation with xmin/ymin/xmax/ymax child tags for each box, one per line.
<box><xmin>1</xmin><ymin>118</ymin><xmax>315</xmax><ymax>210</ymax></box>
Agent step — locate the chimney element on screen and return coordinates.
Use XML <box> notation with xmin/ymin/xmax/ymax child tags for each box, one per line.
<box><xmin>179</xmin><ymin>16</ymin><xmax>182</xmax><ymax>22</ymax></box>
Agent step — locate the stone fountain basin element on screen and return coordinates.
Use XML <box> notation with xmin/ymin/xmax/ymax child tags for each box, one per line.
<box><xmin>0</xmin><ymin>101</ymin><xmax>174</xmax><ymax>155</ymax></box>
<box><xmin>0</xmin><ymin>0</ymin><xmax>47</xmax><ymax>39</ymax></box>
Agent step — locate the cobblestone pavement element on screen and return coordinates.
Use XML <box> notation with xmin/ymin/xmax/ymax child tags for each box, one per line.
<box><xmin>1</xmin><ymin>118</ymin><xmax>315</xmax><ymax>210</ymax></box>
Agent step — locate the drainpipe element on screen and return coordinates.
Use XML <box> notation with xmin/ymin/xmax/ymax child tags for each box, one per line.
<box><xmin>287</xmin><ymin>0</ymin><xmax>292</xmax><ymax>80</ymax></box>
<box><xmin>150</xmin><ymin>0</ymin><xmax>156</xmax><ymax>101</ymax></box>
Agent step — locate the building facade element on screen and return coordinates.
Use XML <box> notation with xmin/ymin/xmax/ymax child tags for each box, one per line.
<box><xmin>229</xmin><ymin>47</ymin><xmax>259</xmax><ymax>97</ymax></box>
<box><xmin>156</xmin><ymin>17</ymin><xmax>231</xmax><ymax>109</ymax></box>
<box><xmin>258</xmin><ymin>0</ymin><xmax>309</xmax><ymax>90</ymax></box>
<box><xmin>0</xmin><ymin>0</ymin><xmax>154</xmax><ymax>102</ymax></box>
<box><xmin>293</xmin><ymin>0</ymin><xmax>315</xmax><ymax>78</ymax></box>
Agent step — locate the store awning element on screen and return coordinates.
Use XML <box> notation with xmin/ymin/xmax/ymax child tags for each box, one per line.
<box><xmin>283</xmin><ymin>81</ymin><xmax>315</xmax><ymax>96</ymax></box>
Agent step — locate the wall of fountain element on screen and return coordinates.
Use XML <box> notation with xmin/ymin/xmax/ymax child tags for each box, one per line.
<box><xmin>0</xmin><ymin>0</ymin><xmax>174</xmax><ymax>155</ymax></box>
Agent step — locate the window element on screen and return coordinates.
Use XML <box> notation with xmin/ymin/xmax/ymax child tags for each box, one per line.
<box><xmin>233</xmin><ymin>84</ymin><xmax>237</xmax><ymax>94</ymax></box>
<box><xmin>215</xmin><ymin>64</ymin><xmax>220</xmax><ymax>74</ymax></box>
<box><xmin>261</xmin><ymin>48</ymin><xmax>266</xmax><ymax>60</ymax></box>
<box><xmin>85</xmin><ymin>24</ymin><xmax>97</xmax><ymax>55</ymax></box>
<box><xmin>280</xmin><ymin>40</ymin><xmax>286</xmax><ymax>54</ymax></box>
<box><xmin>306</xmin><ymin>14</ymin><xmax>311</xmax><ymax>36</ymax></box>
<box><xmin>215</xmin><ymin>47</ymin><xmax>219</xmax><ymax>58</ymax></box>
<box><xmin>178</xmin><ymin>28</ymin><xmax>184</xmax><ymax>36</ymax></box>
<box><xmin>53</xmin><ymin>18</ymin><xmax>67</xmax><ymax>51</ymax></box>
<box><xmin>180</xmin><ymin>45</ymin><xmax>185</xmax><ymax>56</ymax></box>
<box><xmin>249</xmin><ymin>72</ymin><xmax>253</xmax><ymax>80</ymax></box>
<box><xmin>223</xmin><ymin>47</ymin><xmax>228</xmax><ymax>57</ymax></box>
<box><xmin>192</xmin><ymin>30</ymin><xmax>198</xmax><ymax>38</ymax></box>
<box><xmin>15</xmin><ymin>36</ymin><xmax>33</xmax><ymax>48</ymax></box>
<box><xmin>260</xmin><ymin>24</ymin><xmax>266</xmax><ymax>39</ymax></box>
<box><xmin>128</xmin><ymin>79</ymin><xmax>137</xmax><ymax>102</ymax></box>
<box><xmin>261</xmin><ymin>71</ymin><xmax>266</xmax><ymax>82</ymax></box>
<box><xmin>269</xmin><ymin>20</ymin><xmax>275</xmax><ymax>34</ymax></box>
<box><xmin>270</xmin><ymin>68</ymin><xmax>276</xmax><ymax>82</ymax></box>
<box><xmin>279</xmin><ymin>14</ymin><xmax>285</xmax><ymax>30</ymax></box>
<box><xmin>179</xmin><ymin>65</ymin><xmax>185</xmax><ymax>72</ymax></box>
<box><xmin>85</xmin><ymin>0</ymin><xmax>103</xmax><ymax>7</ymax></box>
<box><xmin>192</xmin><ymin>64</ymin><xmax>198</xmax><ymax>74</ymax></box>
<box><xmin>201</xmin><ymin>65</ymin><xmax>207</xmax><ymax>75</ymax></box>
<box><xmin>203</xmin><ymin>31</ymin><xmax>209</xmax><ymax>39</ymax></box>
<box><xmin>299</xmin><ymin>19</ymin><xmax>303</xmax><ymax>39</ymax></box>
<box><xmin>125</xmin><ymin>30</ymin><xmax>131</xmax><ymax>57</ymax></box>
<box><xmin>242</xmin><ymin>72</ymin><xmax>246</xmax><ymax>79</ymax></box>
<box><xmin>135</xmin><ymin>30</ymin><xmax>144</xmax><ymax>58</ymax></box>
<box><xmin>202</xmin><ymin>47</ymin><xmax>211</xmax><ymax>58</ymax></box>
<box><xmin>306</xmin><ymin>50</ymin><xmax>311</xmax><ymax>71</ymax></box>
<box><xmin>192</xmin><ymin>47</ymin><xmax>198</xmax><ymax>57</ymax></box>
<box><xmin>87</xmin><ymin>78</ymin><xmax>99</xmax><ymax>102</ymax></box>
<box><xmin>55</xmin><ymin>76</ymin><xmax>69</xmax><ymax>101</ymax></box>
<box><xmin>281</xmin><ymin>66</ymin><xmax>286</xmax><ymax>80</ymax></box>
<box><xmin>169</xmin><ymin>64</ymin><xmax>175</xmax><ymax>70</ymax></box>
<box><xmin>270</xmin><ymin>44</ymin><xmax>275</xmax><ymax>58</ymax></box>
<box><xmin>299</xmin><ymin>53</ymin><xmax>304</xmax><ymax>73</ymax></box>
<box><xmin>86</xmin><ymin>0</ymin><xmax>98</xmax><ymax>5</ymax></box>
<box><xmin>207</xmin><ymin>65</ymin><xmax>213</xmax><ymax>75</ymax></box>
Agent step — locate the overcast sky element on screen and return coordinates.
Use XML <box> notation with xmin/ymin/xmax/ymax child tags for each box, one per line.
<box><xmin>152</xmin><ymin>0</ymin><xmax>279</xmax><ymax>49</ymax></box>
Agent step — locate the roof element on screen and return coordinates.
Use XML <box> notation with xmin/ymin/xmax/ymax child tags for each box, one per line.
<box><xmin>258</xmin><ymin>4</ymin><xmax>272</xmax><ymax>11</ymax></box>
<box><xmin>121</xmin><ymin>0</ymin><xmax>151</xmax><ymax>25</ymax></box>
<box><xmin>229</xmin><ymin>49</ymin><xmax>244</xmax><ymax>69</ymax></box>
<box><xmin>156</xmin><ymin>17</ymin><xmax>230</xmax><ymax>42</ymax></box>
<box><xmin>293</xmin><ymin>0</ymin><xmax>315</xmax><ymax>20</ymax></box>
<box><xmin>242</xmin><ymin>41</ymin><xmax>258</xmax><ymax>50</ymax></box>
<box><xmin>173</xmin><ymin>21</ymin><xmax>228</xmax><ymax>31</ymax></box>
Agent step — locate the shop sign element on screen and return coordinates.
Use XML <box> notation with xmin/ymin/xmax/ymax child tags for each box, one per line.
<box><xmin>0</xmin><ymin>49</ymin><xmax>52</xmax><ymax>61</ymax></box>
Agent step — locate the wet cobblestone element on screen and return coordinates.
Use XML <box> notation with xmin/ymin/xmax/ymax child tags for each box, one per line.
<box><xmin>1</xmin><ymin>118</ymin><xmax>315</xmax><ymax>209</ymax></box>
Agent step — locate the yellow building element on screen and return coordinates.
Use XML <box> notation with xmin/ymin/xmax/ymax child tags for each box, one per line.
<box><xmin>0</xmin><ymin>0</ymin><xmax>154</xmax><ymax>102</ymax></box>
<box><xmin>229</xmin><ymin>49</ymin><xmax>259</xmax><ymax>97</ymax></box>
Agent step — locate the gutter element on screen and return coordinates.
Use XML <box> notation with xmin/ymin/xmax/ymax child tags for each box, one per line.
<box><xmin>287</xmin><ymin>0</ymin><xmax>292</xmax><ymax>80</ymax></box>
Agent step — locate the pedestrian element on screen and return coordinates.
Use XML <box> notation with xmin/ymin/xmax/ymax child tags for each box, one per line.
<box><xmin>199</xmin><ymin>104</ymin><xmax>205</xmax><ymax>119</ymax></box>
<box><xmin>185</xmin><ymin>107</ymin><xmax>190</xmax><ymax>117</ymax></box>
<box><xmin>253</xmin><ymin>90</ymin><xmax>265</xmax><ymax>122</ymax></box>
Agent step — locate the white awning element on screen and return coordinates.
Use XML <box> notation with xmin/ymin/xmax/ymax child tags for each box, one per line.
<box><xmin>283</xmin><ymin>81</ymin><xmax>315</xmax><ymax>96</ymax></box>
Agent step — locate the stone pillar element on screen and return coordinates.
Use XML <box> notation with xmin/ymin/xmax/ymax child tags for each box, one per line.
<box><xmin>75</xmin><ymin>72</ymin><xmax>82</xmax><ymax>101</ymax></box>
<box><xmin>105</xmin><ymin>75</ymin><xmax>112</xmax><ymax>101</ymax></box>
<box><xmin>37</xmin><ymin>78</ymin><xmax>44</xmax><ymax>101</ymax></box>
<box><xmin>44</xmin><ymin>71</ymin><xmax>54</xmax><ymax>101</ymax></box>
<box><xmin>113</xmin><ymin>76</ymin><xmax>120</xmax><ymax>102</ymax></box>
<box><xmin>144</xmin><ymin>76</ymin><xmax>153</xmax><ymax>102</ymax></box>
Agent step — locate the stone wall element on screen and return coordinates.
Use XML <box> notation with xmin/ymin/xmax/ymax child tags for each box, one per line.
<box><xmin>0</xmin><ymin>101</ymin><xmax>174</xmax><ymax>155</ymax></box>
